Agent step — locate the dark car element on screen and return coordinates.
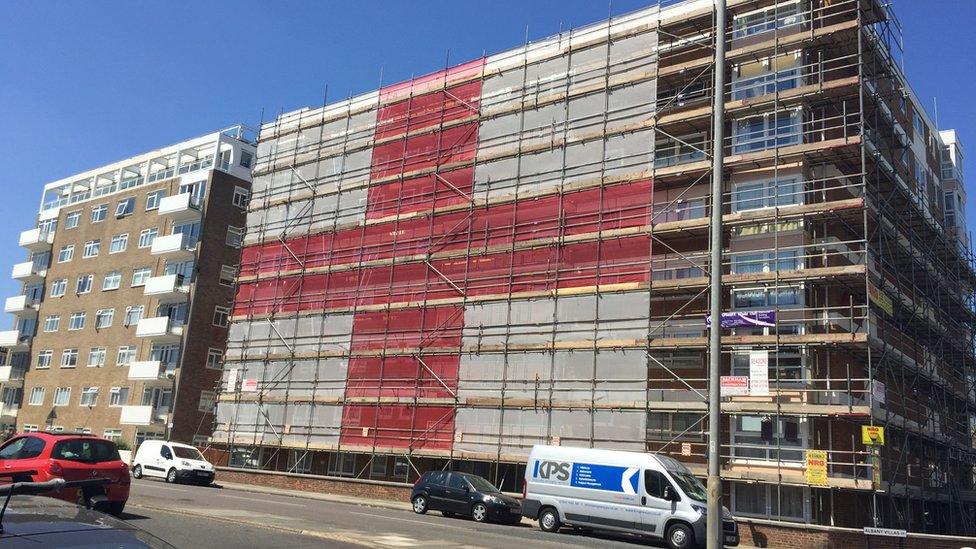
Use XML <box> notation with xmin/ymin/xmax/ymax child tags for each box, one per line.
<box><xmin>411</xmin><ymin>471</ymin><xmax>522</xmax><ymax>524</ymax></box>
<box><xmin>0</xmin><ymin>481</ymin><xmax>173</xmax><ymax>547</ymax></box>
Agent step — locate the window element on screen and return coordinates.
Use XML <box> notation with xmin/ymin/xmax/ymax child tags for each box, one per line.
<box><xmin>103</xmin><ymin>428</ymin><xmax>122</xmax><ymax>440</ymax></box>
<box><xmin>43</xmin><ymin>315</ymin><xmax>60</xmax><ymax>333</ymax></box>
<box><xmin>732</xmin><ymin>286</ymin><xmax>802</xmax><ymax>308</ymax></box>
<box><xmin>370</xmin><ymin>457</ymin><xmax>388</xmax><ymax>476</ymax></box>
<box><xmin>138</xmin><ymin>228</ymin><xmax>158</xmax><ymax>248</ymax></box>
<box><xmin>58</xmin><ymin>245</ymin><xmax>74</xmax><ymax>263</ymax></box>
<box><xmin>65</xmin><ymin>211</ymin><xmax>81</xmax><ymax>229</ymax></box>
<box><xmin>88</xmin><ymin>347</ymin><xmax>107</xmax><ymax>367</ymax></box>
<box><xmin>102</xmin><ymin>271</ymin><xmax>122</xmax><ymax>291</ymax></box>
<box><xmin>732</xmin><ymin>415</ymin><xmax>803</xmax><ymax>462</ymax></box>
<box><xmin>206</xmin><ymin>348</ymin><xmax>224</xmax><ymax>370</ymax></box>
<box><xmin>68</xmin><ymin>312</ymin><xmax>86</xmax><ymax>331</ymax></box>
<box><xmin>229</xmin><ymin>447</ymin><xmax>264</xmax><ymax>469</ymax></box>
<box><xmin>733</xmin><ymin>483</ymin><xmax>805</xmax><ymax>521</ymax></box>
<box><xmin>108</xmin><ymin>388</ymin><xmax>129</xmax><ymax>407</ymax></box>
<box><xmin>732</xmin><ymin>52</ymin><xmax>802</xmax><ymax>100</ymax></box>
<box><xmin>219</xmin><ymin>265</ymin><xmax>237</xmax><ymax>286</ymax></box>
<box><xmin>732</xmin><ymin>250</ymin><xmax>800</xmax><ymax>274</ymax></box>
<box><xmin>123</xmin><ymin>306</ymin><xmax>144</xmax><ymax>327</ymax></box>
<box><xmin>115</xmin><ymin>197</ymin><xmax>135</xmax><ymax>217</ymax></box>
<box><xmin>110</xmin><ymin>233</ymin><xmax>128</xmax><ymax>254</ymax></box>
<box><xmin>131</xmin><ymin>267</ymin><xmax>152</xmax><ymax>286</ymax></box>
<box><xmin>80</xmin><ymin>387</ymin><xmax>99</xmax><ymax>406</ymax></box>
<box><xmin>733</xmin><ymin>348</ymin><xmax>804</xmax><ymax>382</ymax></box>
<box><xmin>198</xmin><ymin>390</ymin><xmax>216</xmax><ymax>412</ymax></box>
<box><xmin>645</xmin><ymin>470</ymin><xmax>676</xmax><ymax>500</ymax></box>
<box><xmin>23</xmin><ymin>425</ymin><xmax>38</xmax><ymax>433</ymax></box>
<box><xmin>913</xmin><ymin>110</ymin><xmax>925</xmax><ymax>138</ymax></box>
<box><xmin>733</xmin><ymin>110</ymin><xmax>802</xmax><ymax>154</ymax></box>
<box><xmin>53</xmin><ymin>387</ymin><xmax>71</xmax><ymax>406</ymax></box>
<box><xmin>28</xmin><ymin>387</ymin><xmax>45</xmax><ymax>406</ymax></box>
<box><xmin>655</xmin><ymin>133</ymin><xmax>707</xmax><ymax>168</ymax></box>
<box><xmin>213</xmin><ymin>306</ymin><xmax>230</xmax><ymax>327</ymax></box>
<box><xmin>732</xmin><ymin>1</ymin><xmax>804</xmax><ymax>39</ymax></box>
<box><xmin>393</xmin><ymin>457</ymin><xmax>410</xmax><ymax>477</ymax></box>
<box><xmin>733</xmin><ymin>177</ymin><xmax>802</xmax><ymax>212</ymax></box>
<box><xmin>328</xmin><ymin>453</ymin><xmax>356</xmax><ymax>477</ymax></box>
<box><xmin>36</xmin><ymin>350</ymin><xmax>53</xmax><ymax>369</ymax></box>
<box><xmin>95</xmin><ymin>308</ymin><xmax>114</xmax><ymax>329</ymax></box>
<box><xmin>287</xmin><ymin>450</ymin><xmax>311</xmax><ymax>473</ymax></box>
<box><xmin>82</xmin><ymin>240</ymin><xmax>100</xmax><ymax>258</ymax></box>
<box><xmin>239</xmin><ymin>151</ymin><xmax>253</xmax><ymax>169</ymax></box>
<box><xmin>146</xmin><ymin>190</ymin><xmax>165</xmax><ymax>211</ymax></box>
<box><xmin>91</xmin><ymin>204</ymin><xmax>107</xmax><ymax>223</ymax></box>
<box><xmin>76</xmin><ymin>274</ymin><xmax>93</xmax><ymax>294</ymax></box>
<box><xmin>150</xmin><ymin>344</ymin><xmax>180</xmax><ymax>370</ymax></box>
<box><xmin>165</xmin><ymin>260</ymin><xmax>194</xmax><ymax>280</ymax></box>
<box><xmin>60</xmin><ymin>349</ymin><xmax>79</xmax><ymax>368</ymax></box>
<box><xmin>232</xmin><ymin>187</ymin><xmax>250</xmax><ymax>209</ymax></box>
<box><xmin>116</xmin><ymin>346</ymin><xmax>136</xmax><ymax>366</ymax></box>
<box><xmin>225</xmin><ymin>226</ymin><xmax>244</xmax><ymax>248</ymax></box>
<box><xmin>647</xmin><ymin>412</ymin><xmax>706</xmax><ymax>441</ymax></box>
<box><xmin>50</xmin><ymin>278</ymin><xmax>67</xmax><ymax>297</ymax></box>
<box><xmin>75</xmin><ymin>427</ymin><xmax>92</xmax><ymax>434</ymax></box>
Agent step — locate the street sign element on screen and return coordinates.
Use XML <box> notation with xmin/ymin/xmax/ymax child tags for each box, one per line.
<box><xmin>241</xmin><ymin>378</ymin><xmax>258</xmax><ymax>392</ymax></box>
<box><xmin>720</xmin><ymin>376</ymin><xmax>749</xmax><ymax>396</ymax></box>
<box><xmin>749</xmin><ymin>351</ymin><xmax>769</xmax><ymax>396</ymax></box>
<box><xmin>862</xmin><ymin>425</ymin><xmax>885</xmax><ymax>445</ymax></box>
<box><xmin>863</xmin><ymin>527</ymin><xmax>906</xmax><ymax>538</ymax></box>
<box><xmin>681</xmin><ymin>442</ymin><xmax>692</xmax><ymax>456</ymax></box>
<box><xmin>805</xmin><ymin>450</ymin><xmax>828</xmax><ymax>485</ymax></box>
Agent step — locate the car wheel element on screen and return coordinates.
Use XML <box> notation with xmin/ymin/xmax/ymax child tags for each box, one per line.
<box><xmin>472</xmin><ymin>503</ymin><xmax>488</xmax><ymax>523</ymax></box>
<box><xmin>412</xmin><ymin>495</ymin><xmax>428</xmax><ymax>514</ymax></box>
<box><xmin>166</xmin><ymin>468</ymin><xmax>177</xmax><ymax>483</ymax></box>
<box><xmin>538</xmin><ymin>507</ymin><xmax>561</xmax><ymax>533</ymax></box>
<box><xmin>442</xmin><ymin>511</ymin><xmax>455</xmax><ymax>518</ymax></box>
<box><xmin>666</xmin><ymin>522</ymin><xmax>694</xmax><ymax>549</ymax></box>
<box><xmin>107</xmin><ymin>502</ymin><xmax>126</xmax><ymax>517</ymax></box>
<box><xmin>132</xmin><ymin>465</ymin><xmax>143</xmax><ymax>479</ymax></box>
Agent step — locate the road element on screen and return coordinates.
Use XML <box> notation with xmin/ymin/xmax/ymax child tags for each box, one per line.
<box><xmin>124</xmin><ymin>478</ymin><xmax>668</xmax><ymax>548</ymax></box>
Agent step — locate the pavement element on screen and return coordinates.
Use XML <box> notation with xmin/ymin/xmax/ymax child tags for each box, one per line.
<box><xmin>124</xmin><ymin>476</ymin><xmax>729</xmax><ymax>548</ymax></box>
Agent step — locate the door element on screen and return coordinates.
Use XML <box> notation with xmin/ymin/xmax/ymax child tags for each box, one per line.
<box><xmin>443</xmin><ymin>473</ymin><xmax>472</xmax><ymax>514</ymax></box>
<box><xmin>641</xmin><ymin>469</ymin><xmax>677</xmax><ymax>536</ymax></box>
<box><xmin>157</xmin><ymin>444</ymin><xmax>174</xmax><ymax>476</ymax></box>
<box><xmin>0</xmin><ymin>436</ymin><xmax>47</xmax><ymax>481</ymax></box>
<box><xmin>425</xmin><ymin>471</ymin><xmax>449</xmax><ymax>511</ymax></box>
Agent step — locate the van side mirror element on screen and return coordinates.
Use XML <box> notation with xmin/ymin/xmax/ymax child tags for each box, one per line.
<box><xmin>663</xmin><ymin>486</ymin><xmax>675</xmax><ymax>501</ymax></box>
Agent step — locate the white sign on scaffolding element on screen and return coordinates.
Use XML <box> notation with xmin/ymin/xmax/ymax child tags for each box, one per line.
<box><xmin>749</xmin><ymin>351</ymin><xmax>769</xmax><ymax>396</ymax></box>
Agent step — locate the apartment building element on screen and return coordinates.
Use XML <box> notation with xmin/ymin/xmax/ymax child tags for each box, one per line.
<box><xmin>212</xmin><ymin>0</ymin><xmax>975</xmax><ymax>535</ymax></box>
<box><xmin>0</xmin><ymin>127</ymin><xmax>254</xmax><ymax>447</ymax></box>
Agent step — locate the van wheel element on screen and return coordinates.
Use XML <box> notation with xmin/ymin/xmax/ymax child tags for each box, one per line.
<box><xmin>412</xmin><ymin>495</ymin><xmax>428</xmax><ymax>514</ymax></box>
<box><xmin>538</xmin><ymin>507</ymin><xmax>561</xmax><ymax>533</ymax></box>
<box><xmin>166</xmin><ymin>468</ymin><xmax>177</xmax><ymax>483</ymax></box>
<box><xmin>666</xmin><ymin>522</ymin><xmax>694</xmax><ymax>549</ymax></box>
<box><xmin>471</xmin><ymin>503</ymin><xmax>488</xmax><ymax>523</ymax></box>
<box><xmin>132</xmin><ymin>465</ymin><xmax>143</xmax><ymax>479</ymax></box>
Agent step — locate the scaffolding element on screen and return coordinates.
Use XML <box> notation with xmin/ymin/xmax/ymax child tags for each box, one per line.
<box><xmin>210</xmin><ymin>0</ymin><xmax>976</xmax><ymax>535</ymax></box>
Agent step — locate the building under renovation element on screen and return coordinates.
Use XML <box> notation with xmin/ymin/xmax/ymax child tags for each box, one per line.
<box><xmin>212</xmin><ymin>0</ymin><xmax>976</xmax><ymax>534</ymax></box>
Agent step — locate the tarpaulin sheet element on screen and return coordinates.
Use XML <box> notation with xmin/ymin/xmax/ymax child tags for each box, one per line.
<box><xmin>339</xmin><ymin>404</ymin><xmax>454</xmax><ymax>450</ymax></box>
<box><xmin>345</xmin><ymin>356</ymin><xmax>459</xmax><ymax>398</ymax></box>
<box><xmin>350</xmin><ymin>306</ymin><xmax>464</xmax><ymax>350</ymax></box>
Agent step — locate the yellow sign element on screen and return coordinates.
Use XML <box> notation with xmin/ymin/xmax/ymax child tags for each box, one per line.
<box><xmin>805</xmin><ymin>450</ymin><xmax>828</xmax><ymax>486</ymax></box>
<box><xmin>862</xmin><ymin>425</ymin><xmax>885</xmax><ymax>446</ymax></box>
<box><xmin>868</xmin><ymin>283</ymin><xmax>894</xmax><ymax>317</ymax></box>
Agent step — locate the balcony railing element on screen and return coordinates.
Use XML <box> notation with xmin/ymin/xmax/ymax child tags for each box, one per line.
<box><xmin>11</xmin><ymin>261</ymin><xmax>46</xmax><ymax>282</ymax></box>
<box><xmin>4</xmin><ymin>295</ymin><xmax>39</xmax><ymax>317</ymax></box>
<box><xmin>143</xmin><ymin>274</ymin><xmax>190</xmax><ymax>302</ymax></box>
<box><xmin>18</xmin><ymin>228</ymin><xmax>54</xmax><ymax>252</ymax></box>
<box><xmin>135</xmin><ymin>316</ymin><xmax>184</xmax><ymax>342</ymax></box>
<box><xmin>150</xmin><ymin>233</ymin><xmax>195</xmax><ymax>260</ymax></box>
<box><xmin>157</xmin><ymin>193</ymin><xmax>202</xmax><ymax>223</ymax></box>
<box><xmin>0</xmin><ymin>330</ymin><xmax>30</xmax><ymax>350</ymax></box>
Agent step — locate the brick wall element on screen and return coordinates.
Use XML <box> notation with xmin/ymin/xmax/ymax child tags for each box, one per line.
<box><xmin>215</xmin><ymin>467</ymin><xmax>413</xmax><ymax>502</ymax></box>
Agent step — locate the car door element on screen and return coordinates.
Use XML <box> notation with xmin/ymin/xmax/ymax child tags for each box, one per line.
<box><xmin>425</xmin><ymin>471</ymin><xmax>449</xmax><ymax>511</ymax></box>
<box><xmin>158</xmin><ymin>445</ymin><xmax>174</xmax><ymax>476</ymax></box>
<box><xmin>444</xmin><ymin>473</ymin><xmax>472</xmax><ymax>514</ymax></box>
<box><xmin>640</xmin><ymin>469</ymin><xmax>677</xmax><ymax>537</ymax></box>
<box><xmin>0</xmin><ymin>436</ymin><xmax>47</xmax><ymax>481</ymax></box>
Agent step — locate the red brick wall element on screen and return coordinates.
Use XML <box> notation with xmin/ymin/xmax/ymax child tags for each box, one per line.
<box><xmin>215</xmin><ymin>467</ymin><xmax>413</xmax><ymax>502</ymax></box>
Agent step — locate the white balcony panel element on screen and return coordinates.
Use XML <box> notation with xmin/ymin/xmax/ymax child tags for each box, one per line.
<box><xmin>19</xmin><ymin>228</ymin><xmax>53</xmax><ymax>252</ymax></box>
<box><xmin>158</xmin><ymin>193</ymin><xmax>202</xmax><ymax>223</ymax></box>
<box><xmin>128</xmin><ymin>360</ymin><xmax>164</xmax><ymax>381</ymax></box>
<box><xmin>143</xmin><ymin>275</ymin><xmax>190</xmax><ymax>302</ymax></box>
<box><xmin>11</xmin><ymin>261</ymin><xmax>45</xmax><ymax>283</ymax></box>
<box><xmin>0</xmin><ymin>330</ymin><xmax>28</xmax><ymax>350</ymax></box>
<box><xmin>119</xmin><ymin>405</ymin><xmax>154</xmax><ymax>425</ymax></box>
<box><xmin>4</xmin><ymin>295</ymin><xmax>38</xmax><ymax>317</ymax></box>
<box><xmin>0</xmin><ymin>404</ymin><xmax>18</xmax><ymax>421</ymax></box>
<box><xmin>135</xmin><ymin>317</ymin><xmax>183</xmax><ymax>342</ymax></box>
<box><xmin>150</xmin><ymin>233</ymin><xmax>195</xmax><ymax>260</ymax></box>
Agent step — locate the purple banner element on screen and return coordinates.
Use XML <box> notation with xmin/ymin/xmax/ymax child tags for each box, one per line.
<box><xmin>705</xmin><ymin>310</ymin><xmax>776</xmax><ymax>329</ymax></box>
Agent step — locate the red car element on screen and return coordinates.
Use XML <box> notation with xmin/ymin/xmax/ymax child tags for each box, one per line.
<box><xmin>0</xmin><ymin>432</ymin><xmax>130</xmax><ymax>515</ymax></box>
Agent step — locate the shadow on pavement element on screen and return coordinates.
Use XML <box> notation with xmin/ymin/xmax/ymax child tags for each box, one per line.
<box><xmin>119</xmin><ymin>511</ymin><xmax>152</xmax><ymax>521</ymax></box>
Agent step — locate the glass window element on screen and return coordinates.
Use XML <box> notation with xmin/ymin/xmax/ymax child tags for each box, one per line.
<box><xmin>732</xmin><ymin>416</ymin><xmax>803</xmax><ymax>462</ymax></box>
<box><xmin>43</xmin><ymin>315</ymin><xmax>60</xmax><ymax>333</ymax></box>
<box><xmin>132</xmin><ymin>267</ymin><xmax>152</xmax><ymax>286</ymax></box>
<box><xmin>138</xmin><ymin>228</ymin><xmax>158</xmax><ymax>248</ymax></box>
<box><xmin>150</xmin><ymin>344</ymin><xmax>180</xmax><ymax>369</ymax></box>
<box><xmin>654</xmin><ymin>133</ymin><xmax>707</xmax><ymax>168</ymax></box>
<box><xmin>732</xmin><ymin>52</ymin><xmax>802</xmax><ymax>100</ymax></box>
<box><xmin>88</xmin><ymin>347</ymin><xmax>106</xmax><ymax>367</ymax></box>
<box><xmin>28</xmin><ymin>388</ymin><xmax>45</xmax><ymax>406</ymax></box>
<box><xmin>65</xmin><ymin>211</ymin><xmax>81</xmax><ymax>229</ymax></box>
<box><xmin>733</xmin><ymin>110</ymin><xmax>802</xmax><ymax>154</ymax></box>
<box><xmin>76</xmin><ymin>274</ymin><xmax>93</xmax><ymax>294</ymax></box>
<box><xmin>448</xmin><ymin>473</ymin><xmax>469</xmax><ymax>490</ymax></box>
<box><xmin>52</xmin><ymin>438</ymin><xmax>120</xmax><ymax>463</ymax></box>
<box><xmin>95</xmin><ymin>309</ymin><xmax>114</xmax><ymax>329</ymax></box>
<box><xmin>109</xmin><ymin>388</ymin><xmax>129</xmax><ymax>407</ymax></box>
<box><xmin>732</xmin><ymin>250</ymin><xmax>800</xmax><ymax>274</ymax></box>
<box><xmin>239</xmin><ymin>151</ymin><xmax>253</xmax><ymax>169</ymax></box>
<box><xmin>732</xmin><ymin>1</ymin><xmax>804</xmax><ymax>39</ymax></box>
<box><xmin>103</xmin><ymin>428</ymin><xmax>122</xmax><ymax>440</ymax></box>
<box><xmin>123</xmin><ymin>306</ymin><xmax>144</xmax><ymax>326</ymax></box>
<box><xmin>116</xmin><ymin>346</ymin><xmax>136</xmax><ymax>366</ymax></box>
<box><xmin>733</xmin><ymin>177</ymin><xmax>801</xmax><ymax>212</ymax></box>
<box><xmin>60</xmin><ymin>349</ymin><xmax>79</xmax><ymax>368</ymax></box>
<box><xmin>110</xmin><ymin>233</ymin><xmax>128</xmax><ymax>254</ymax></box>
<box><xmin>733</xmin><ymin>483</ymin><xmax>805</xmax><ymax>520</ymax></box>
<box><xmin>36</xmin><ymin>350</ymin><xmax>53</xmax><ymax>369</ymax></box>
<box><xmin>50</xmin><ymin>278</ymin><xmax>67</xmax><ymax>297</ymax></box>
<box><xmin>80</xmin><ymin>386</ymin><xmax>99</xmax><ymax>406</ymax></box>
<box><xmin>102</xmin><ymin>271</ymin><xmax>122</xmax><ymax>291</ymax></box>
<box><xmin>219</xmin><ymin>265</ymin><xmax>237</xmax><ymax>286</ymax></box>
<box><xmin>91</xmin><ymin>204</ymin><xmax>107</xmax><ymax>223</ymax></box>
<box><xmin>82</xmin><ymin>240</ymin><xmax>100</xmax><ymax>258</ymax></box>
<box><xmin>68</xmin><ymin>312</ymin><xmax>86</xmax><ymax>330</ymax></box>
<box><xmin>115</xmin><ymin>197</ymin><xmax>135</xmax><ymax>217</ymax></box>
<box><xmin>213</xmin><ymin>306</ymin><xmax>229</xmax><ymax>327</ymax></box>
<box><xmin>146</xmin><ymin>190</ymin><xmax>165</xmax><ymax>211</ymax></box>
<box><xmin>58</xmin><ymin>245</ymin><xmax>74</xmax><ymax>263</ymax></box>
<box><xmin>226</xmin><ymin>226</ymin><xmax>244</xmax><ymax>248</ymax></box>
<box><xmin>645</xmin><ymin>470</ymin><xmax>674</xmax><ymax>499</ymax></box>
<box><xmin>198</xmin><ymin>390</ymin><xmax>216</xmax><ymax>412</ymax></box>
<box><xmin>0</xmin><ymin>436</ymin><xmax>46</xmax><ymax>459</ymax></box>
<box><xmin>232</xmin><ymin>187</ymin><xmax>250</xmax><ymax>209</ymax></box>
<box><xmin>732</xmin><ymin>349</ymin><xmax>804</xmax><ymax>382</ymax></box>
<box><xmin>206</xmin><ymin>348</ymin><xmax>224</xmax><ymax>370</ymax></box>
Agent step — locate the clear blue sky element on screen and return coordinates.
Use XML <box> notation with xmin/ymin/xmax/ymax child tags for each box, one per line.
<box><xmin>0</xmin><ymin>1</ymin><xmax>973</xmax><ymax>306</ymax></box>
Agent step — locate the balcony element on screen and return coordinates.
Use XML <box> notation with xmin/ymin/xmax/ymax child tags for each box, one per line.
<box><xmin>127</xmin><ymin>360</ymin><xmax>175</xmax><ymax>383</ymax></box>
<box><xmin>135</xmin><ymin>316</ymin><xmax>183</xmax><ymax>343</ymax></box>
<box><xmin>0</xmin><ymin>366</ymin><xmax>26</xmax><ymax>387</ymax></box>
<box><xmin>150</xmin><ymin>233</ymin><xmax>195</xmax><ymax>261</ymax></box>
<box><xmin>4</xmin><ymin>295</ymin><xmax>38</xmax><ymax>317</ymax></box>
<box><xmin>18</xmin><ymin>228</ymin><xmax>53</xmax><ymax>252</ymax></box>
<box><xmin>119</xmin><ymin>405</ymin><xmax>153</xmax><ymax>425</ymax></box>
<box><xmin>0</xmin><ymin>404</ymin><xmax>18</xmax><ymax>422</ymax></box>
<box><xmin>11</xmin><ymin>261</ymin><xmax>46</xmax><ymax>283</ymax></box>
<box><xmin>143</xmin><ymin>274</ymin><xmax>190</xmax><ymax>302</ymax></box>
<box><xmin>157</xmin><ymin>193</ymin><xmax>202</xmax><ymax>223</ymax></box>
<box><xmin>0</xmin><ymin>330</ymin><xmax>30</xmax><ymax>351</ymax></box>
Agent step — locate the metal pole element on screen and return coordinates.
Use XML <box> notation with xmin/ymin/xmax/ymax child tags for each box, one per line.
<box><xmin>707</xmin><ymin>0</ymin><xmax>727</xmax><ymax>547</ymax></box>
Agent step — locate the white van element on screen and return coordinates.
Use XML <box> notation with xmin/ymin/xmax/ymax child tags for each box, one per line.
<box><xmin>522</xmin><ymin>445</ymin><xmax>738</xmax><ymax>549</ymax></box>
<box><xmin>132</xmin><ymin>440</ymin><xmax>215</xmax><ymax>485</ymax></box>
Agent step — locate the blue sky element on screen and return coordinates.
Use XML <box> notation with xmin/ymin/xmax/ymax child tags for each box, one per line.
<box><xmin>0</xmin><ymin>0</ymin><xmax>973</xmax><ymax>305</ymax></box>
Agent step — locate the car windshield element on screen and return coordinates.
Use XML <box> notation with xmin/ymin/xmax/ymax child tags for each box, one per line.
<box><xmin>173</xmin><ymin>446</ymin><xmax>204</xmax><ymax>460</ymax></box>
<box><xmin>51</xmin><ymin>439</ymin><xmax>120</xmax><ymax>463</ymax></box>
<box><xmin>463</xmin><ymin>475</ymin><xmax>499</xmax><ymax>493</ymax></box>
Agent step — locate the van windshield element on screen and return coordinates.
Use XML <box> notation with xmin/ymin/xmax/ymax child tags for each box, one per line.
<box><xmin>670</xmin><ymin>471</ymin><xmax>707</xmax><ymax>503</ymax></box>
<box><xmin>173</xmin><ymin>446</ymin><xmax>205</xmax><ymax>460</ymax></box>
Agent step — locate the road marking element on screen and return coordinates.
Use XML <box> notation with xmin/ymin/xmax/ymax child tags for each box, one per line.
<box><xmin>134</xmin><ymin>483</ymin><xmax>191</xmax><ymax>493</ymax></box>
<box><xmin>217</xmin><ymin>492</ymin><xmax>309</xmax><ymax>508</ymax></box>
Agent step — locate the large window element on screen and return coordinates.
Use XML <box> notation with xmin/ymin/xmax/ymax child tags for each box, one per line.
<box><xmin>102</xmin><ymin>271</ymin><xmax>122</xmax><ymax>291</ymax></box>
<box><xmin>61</xmin><ymin>349</ymin><xmax>79</xmax><ymax>368</ymax></box>
<box><xmin>149</xmin><ymin>344</ymin><xmax>180</xmax><ymax>370</ymax></box>
<box><xmin>65</xmin><ymin>211</ymin><xmax>81</xmax><ymax>229</ymax></box>
<box><xmin>647</xmin><ymin>412</ymin><xmax>705</xmax><ymax>441</ymax></box>
<box><xmin>733</xmin><ymin>483</ymin><xmax>806</xmax><ymax>521</ymax></box>
<box><xmin>732</xmin><ymin>250</ymin><xmax>801</xmax><ymax>274</ymax></box>
<box><xmin>50</xmin><ymin>278</ymin><xmax>67</xmax><ymax>297</ymax></box>
<box><xmin>109</xmin><ymin>387</ymin><xmax>129</xmax><ymax>407</ymax></box>
<box><xmin>732</xmin><ymin>1</ymin><xmax>804</xmax><ymax>40</ymax></box>
<box><xmin>57</xmin><ymin>245</ymin><xmax>74</xmax><ymax>263</ymax></box>
<box><xmin>131</xmin><ymin>267</ymin><xmax>152</xmax><ymax>287</ymax></box>
<box><xmin>88</xmin><ymin>347</ymin><xmax>107</xmax><ymax>368</ymax></box>
<box><xmin>732</xmin><ymin>286</ymin><xmax>802</xmax><ymax>309</ymax></box>
<box><xmin>83</xmin><ymin>240</ymin><xmax>100</xmax><ymax>258</ymax></box>
<box><xmin>146</xmin><ymin>190</ymin><xmax>165</xmax><ymax>211</ymax></box>
<box><xmin>36</xmin><ymin>350</ymin><xmax>53</xmax><ymax>369</ymax></box>
<box><xmin>732</xmin><ymin>415</ymin><xmax>803</xmax><ymax>462</ymax></box>
<box><xmin>91</xmin><ymin>204</ymin><xmax>107</xmax><ymax>223</ymax></box>
<box><xmin>138</xmin><ymin>228</ymin><xmax>158</xmax><ymax>248</ymax></box>
<box><xmin>53</xmin><ymin>387</ymin><xmax>71</xmax><ymax>406</ymax></box>
<box><xmin>115</xmin><ymin>197</ymin><xmax>135</xmax><ymax>217</ymax></box>
<box><xmin>733</xmin><ymin>110</ymin><xmax>802</xmax><ymax>154</ymax></box>
<box><xmin>116</xmin><ymin>346</ymin><xmax>137</xmax><ymax>366</ymax></box>
<box><xmin>28</xmin><ymin>387</ymin><xmax>45</xmax><ymax>406</ymax></box>
<box><xmin>124</xmin><ymin>306</ymin><xmax>144</xmax><ymax>326</ymax></box>
<box><xmin>43</xmin><ymin>315</ymin><xmax>60</xmax><ymax>333</ymax></box>
<box><xmin>732</xmin><ymin>52</ymin><xmax>802</xmax><ymax>100</ymax></box>
<box><xmin>76</xmin><ymin>274</ymin><xmax>93</xmax><ymax>294</ymax></box>
<box><xmin>80</xmin><ymin>387</ymin><xmax>99</xmax><ymax>407</ymax></box>
<box><xmin>110</xmin><ymin>233</ymin><xmax>128</xmax><ymax>254</ymax></box>
<box><xmin>95</xmin><ymin>308</ymin><xmax>114</xmax><ymax>329</ymax></box>
<box><xmin>68</xmin><ymin>312</ymin><xmax>86</xmax><ymax>331</ymax></box>
<box><xmin>655</xmin><ymin>133</ymin><xmax>707</xmax><ymax>168</ymax></box>
<box><xmin>732</xmin><ymin>177</ymin><xmax>802</xmax><ymax>212</ymax></box>
<box><xmin>732</xmin><ymin>348</ymin><xmax>804</xmax><ymax>382</ymax></box>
